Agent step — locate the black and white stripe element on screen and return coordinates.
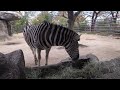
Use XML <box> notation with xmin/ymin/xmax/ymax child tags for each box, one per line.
<box><xmin>23</xmin><ymin>21</ymin><xmax>80</xmax><ymax>66</ymax></box>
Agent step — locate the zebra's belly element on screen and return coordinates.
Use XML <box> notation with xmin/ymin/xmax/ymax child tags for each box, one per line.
<box><xmin>35</xmin><ymin>38</ymin><xmax>64</xmax><ymax>50</ymax></box>
<box><xmin>36</xmin><ymin>43</ymin><xmax>51</xmax><ymax>50</ymax></box>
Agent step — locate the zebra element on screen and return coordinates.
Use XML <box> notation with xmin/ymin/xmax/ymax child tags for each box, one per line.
<box><xmin>23</xmin><ymin>21</ymin><xmax>81</xmax><ymax>66</ymax></box>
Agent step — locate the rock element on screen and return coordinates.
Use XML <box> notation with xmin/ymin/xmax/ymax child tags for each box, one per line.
<box><xmin>0</xmin><ymin>11</ymin><xmax>22</xmax><ymax>21</ymax></box>
<box><xmin>72</xmin><ymin>53</ymin><xmax>99</xmax><ymax>69</ymax></box>
<box><xmin>85</xmin><ymin>53</ymin><xmax>99</xmax><ymax>63</ymax></box>
<box><xmin>0</xmin><ymin>11</ymin><xmax>22</xmax><ymax>38</ymax></box>
<box><xmin>0</xmin><ymin>53</ymin><xmax>8</xmax><ymax>77</ymax></box>
<box><xmin>0</xmin><ymin>49</ymin><xmax>26</xmax><ymax>79</ymax></box>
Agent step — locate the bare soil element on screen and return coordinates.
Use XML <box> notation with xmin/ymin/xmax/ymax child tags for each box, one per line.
<box><xmin>0</xmin><ymin>33</ymin><xmax>120</xmax><ymax>67</ymax></box>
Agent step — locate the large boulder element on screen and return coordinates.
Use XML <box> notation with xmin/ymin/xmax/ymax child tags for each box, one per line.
<box><xmin>0</xmin><ymin>11</ymin><xmax>22</xmax><ymax>38</ymax></box>
<box><xmin>0</xmin><ymin>11</ymin><xmax>22</xmax><ymax>21</ymax></box>
<box><xmin>0</xmin><ymin>49</ymin><xmax>26</xmax><ymax>79</ymax></box>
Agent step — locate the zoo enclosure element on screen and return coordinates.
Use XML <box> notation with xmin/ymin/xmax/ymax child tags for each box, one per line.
<box><xmin>73</xmin><ymin>19</ymin><xmax>120</xmax><ymax>33</ymax></box>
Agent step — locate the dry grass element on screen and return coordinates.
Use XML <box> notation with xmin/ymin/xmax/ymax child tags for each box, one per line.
<box><xmin>25</xmin><ymin>57</ymin><xmax>120</xmax><ymax>79</ymax></box>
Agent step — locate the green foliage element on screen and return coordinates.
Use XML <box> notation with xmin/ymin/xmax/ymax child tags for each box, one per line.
<box><xmin>74</xmin><ymin>21</ymin><xmax>90</xmax><ymax>32</ymax></box>
<box><xmin>52</xmin><ymin>16</ymin><xmax>67</xmax><ymax>27</ymax></box>
<box><xmin>32</xmin><ymin>12</ymin><xmax>53</xmax><ymax>25</ymax></box>
<box><xmin>59</xmin><ymin>17</ymin><xmax>67</xmax><ymax>26</ymax></box>
<box><xmin>11</xmin><ymin>17</ymin><xmax>27</xmax><ymax>33</ymax></box>
<box><xmin>11</xmin><ymin>11</ymin><xmax>30</xmax><ymax>33</ymax></box>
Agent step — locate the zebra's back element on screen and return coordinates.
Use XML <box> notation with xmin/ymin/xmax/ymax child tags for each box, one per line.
<box><xmin>36</xmin><ymin>22</ymin><xmax>76</xmax><ymax>48</ymax></box>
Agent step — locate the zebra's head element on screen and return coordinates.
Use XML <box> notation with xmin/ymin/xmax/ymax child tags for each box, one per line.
<box><xmin>65</xmin><ymin>33</ymin><xmax>81</xmax><ymax>61</ymax></box>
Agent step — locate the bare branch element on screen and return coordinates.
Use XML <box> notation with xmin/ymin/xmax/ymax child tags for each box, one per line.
<box><xmin>62</xmin><ymin>12</ymin><xmax>68</xmax><ymax>19</ymax></box>
<box><xmin>94</xmin><ymin>11</ymin><xmax>101</xmax><ymax>16</ymax></box>
<box><xmin>58</xmin><ymin>11</ymin><xmax>68</xmax><ymax>19</ymax></box>
<box><xmin>116</xmin><ymin>11</ymin><xmax>119</xmax><ymax>18</ymax></box>
<box><xmin>110</xmin><ymin>11</ymin><xmax>119</xmax><ymax>18</ymax></box>
<box><xmin>74</xmin><ymin>11</ymin><xmax>82</xmax><ymax>20</ymax></box>
<box><xmin>74</xmin><ymin>11</ymin><xmax>82</xmax><ymax>17</ymax></box>
<box><xmin>110</xmin><ymin>11</ymin><xmax>114</xmax><ymax>17</ymax></box>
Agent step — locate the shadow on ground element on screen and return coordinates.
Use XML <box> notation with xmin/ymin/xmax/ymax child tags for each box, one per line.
<box><xmin>79</xmin><ymin>44</ymin><xmax>88</xmax><ymax>48</ymax></box>
<box><xmin>57</xmin><ymin>44</ymin><xmax>88</xmax><ymax>49</ymax></box>
<box><xmin>3</xmin><ymin>42</ymin><xmax>21</xmax><ymax>45</ymax></box>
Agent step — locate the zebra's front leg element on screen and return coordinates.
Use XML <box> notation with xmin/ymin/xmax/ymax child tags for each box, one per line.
<box><xmin>37</xmin><ymin>49</ymin><xmax>41</xmax><ymax>67</ymax></box>
<box><xmin>45</xmin><ymin>48</ymin><xmax>51</xmax><ymax>65</ymax></box>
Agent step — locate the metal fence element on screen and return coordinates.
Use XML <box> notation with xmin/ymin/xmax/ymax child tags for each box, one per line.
<box><xmin>73</xmin><ymin>19</ymin><xmax>120</xmax><ymax>33</ymax></box>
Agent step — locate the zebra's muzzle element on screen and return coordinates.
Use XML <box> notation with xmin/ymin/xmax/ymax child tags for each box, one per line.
<box><xmin>72</xmin><ymin>54</ymin><xmax>79</xmax><ymax>61</ymax></box>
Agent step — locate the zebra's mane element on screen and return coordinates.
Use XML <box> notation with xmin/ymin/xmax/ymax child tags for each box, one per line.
<box><xmin>42</xmin><ymin>21</ymin><xmax>78</xmax><ymax>35</ymax></box>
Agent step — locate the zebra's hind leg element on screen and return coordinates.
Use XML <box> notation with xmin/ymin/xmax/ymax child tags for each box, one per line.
<box><xmin>45</xmin><ymin>48</ymin><xmax>51</xmax><ymax>66</ymax></box>
<box><xmin>30</xmin><ymin>47</ymin><xmax>38</xmax><ymax>65</ymax></box>
<box><xmin>37</xmin><ymin>48</ymin><xmax>41</xmax><ymax>67</ymax></box>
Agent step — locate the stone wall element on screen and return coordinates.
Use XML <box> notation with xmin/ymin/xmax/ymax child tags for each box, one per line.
<box><xmin>0</xmin><ymin>20</ymin><xmax>9</xmax><ymax>40</ymax></box>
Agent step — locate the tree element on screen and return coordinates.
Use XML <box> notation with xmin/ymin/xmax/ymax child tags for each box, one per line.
<box><xmin>109</xmin><ymin>11</ymin><xmax>119</xmax><ymax>30</ymax></box>
<box><xmin>110</xmin><ymin>11</ymin><xmax>119</xmax><ymax>24</ymax></box>
<box><xmin>11</xmin><ymin>11</ymin><xmax>31</xmax><ymax>33</ymax></box>
<box><xmin>60</xmin><ymin>11</ymin><xmax>82</xmax><ymax>30</ymax></box>
<box><xmin>91</xmin><ymin>11</ymin><xmax>101</xmax><ymax>31</ymax></box>
<box><xmin>75</xmin><ymin>14</ymin><xmax>87</xmax><ymax>29</ymax></box>
<box><xmin>52</xmin><ymin>15</ymin><xmax>67</xmax><ymax>26</ymax></box>
<box><xmin>32</xmin><ymin>11</ymin><xmax>53</xmax><ymax>25</ymax></box>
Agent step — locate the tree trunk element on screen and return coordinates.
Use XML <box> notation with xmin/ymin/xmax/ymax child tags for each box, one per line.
<box><xmin>67</xmin><ymin>11</ymin><xmax>74</xmax><ymax>30</ymax></box>
<box><xmin>68</xmin><ymin>19</ymin><xmax>74</xmax><ymax>30</ymax></box>
<box><xmin>112</xmin><ymin>18</ymin><xmax>117</xmax><ymax>30</ymax></box>
<box><xmin>90</xmin><ymin>11</ymin><xmax>101</xmax><ymax>31</ymax></box>
<box><xmin>113</xmin><ymin>18</ymin><xmax>117</xmax><ymax>24</ymax></box>
<box><xmin>91</xmin><ymin>19</ymin><xmax>96</xmax><ymax>31</ymax></box>
<box><xmin>67</xmin><ymin>11</ymin><xmax>81</xmax><ymax>30</ymax></box>
<box><xmin>111</xmin><ymin>11</ymin><xmax>119</xmax><ymax>24</ymax></box>
<box><xmin>77</xmin><ymin>22</ymin><xmax>81</xmax><ymax>30</ymax></box>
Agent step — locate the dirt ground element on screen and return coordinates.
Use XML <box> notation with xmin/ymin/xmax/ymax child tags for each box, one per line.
<box><xmin>0</xmin><ymin>33</ymin><xmax>120</xmax><ymax>67</ymax></box>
